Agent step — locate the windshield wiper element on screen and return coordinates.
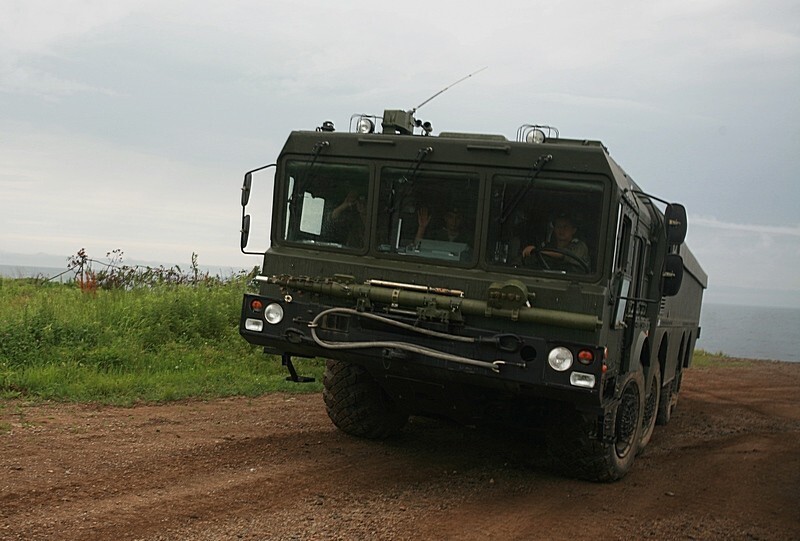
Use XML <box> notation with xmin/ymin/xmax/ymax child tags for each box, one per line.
<box><xmin>386</xmin><ymin>146</ymin><xmax>434</xmax><ymax>244</ymax></box>
<box><xmin>292</xmin><ymin>140</ymin><xmax>330</xmax><ymax>200</ymax></box>
<box><xmin>499</xmin><ymin>153</ymin><xmax>552</xmax><ymax>224</ymax></box>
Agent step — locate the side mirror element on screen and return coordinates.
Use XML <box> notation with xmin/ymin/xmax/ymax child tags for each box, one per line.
<box><xmin>662</xmin><ymin>253</ymin><xmax>684</xmax><ymax>297</ymax></box>
<box><xmin>665</xmin><ymin>203</ymin><xmax>687</xmax><ymax>246</ymax></box>
<box><xmin>239</xmin><ymin>163</ymin><xmax>275</xmax><ymax>255</ymax></box>
<box><xmin>240</xmin><ymin>214</ymin><xmax>251</xmax><ymax>251</ymax></box>
<box><xmin>241</xmin><ymin>172</ymin><xmax>253</xmax><ymax>206</ymax></box>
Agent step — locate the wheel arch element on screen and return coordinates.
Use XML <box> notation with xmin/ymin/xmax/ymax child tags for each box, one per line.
<box><xmin>629</xmin><ymin>331</ymin><xmax>650</xmax><ymax>374</ymax></box>
<box><xmin>657</xmin><ymin>333</ymin><xmax>670</xmax><ymax>378</ymax></box>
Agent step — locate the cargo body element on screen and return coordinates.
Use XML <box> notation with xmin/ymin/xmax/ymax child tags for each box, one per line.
<box><xmin>238</xmin><ymin>112</ymin><xmax>707</xmax><ymax>481</ymax></box>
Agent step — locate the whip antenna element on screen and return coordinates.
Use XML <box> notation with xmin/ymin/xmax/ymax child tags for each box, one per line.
<box><xmin>411</xmin><ymin>66</ymin><xmax>487</xmax><ymax>114</ymax></box>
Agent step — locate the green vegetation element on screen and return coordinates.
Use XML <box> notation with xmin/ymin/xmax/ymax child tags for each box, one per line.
<box><xmin>0</xmin><ymin>254</ymin><xmax>323</xmax><ymax>405</ymax></box>
<box><xmin>691</xmin><ymin>349</ymin><xmax>752</xmax><ymax>368</ymax></box>
<box><xmin>691</xmin><ymin>349</ymin><xmax>719</xmax><ymax>367</ymax></box>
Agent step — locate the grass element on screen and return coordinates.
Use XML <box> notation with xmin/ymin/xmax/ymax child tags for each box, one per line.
<box><xmin>691</xmin><ymin>349</ymin><xmax>753</xmax><ymax>368</ymax></box>
<box><xmin>0</xmin><ymin>273</ymin><xmax>323</xmax><ymax>405</ymax></box>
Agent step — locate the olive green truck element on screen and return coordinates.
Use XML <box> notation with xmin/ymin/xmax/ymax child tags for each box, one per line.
<box><xmin>238</xmin><ymin>109</ymin><xmax>707</xmax><ymax>481</ymax></box>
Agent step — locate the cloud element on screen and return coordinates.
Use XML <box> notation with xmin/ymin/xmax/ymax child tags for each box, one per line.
<box><xmin>0</xmin><ymin>1</ymin><xmax>142</xmax><ymax>54</ymax></box>
<box><xmin>689</xmin><ymin>215</ymin><xmax>800</xmax><ymax>303</ymax></box>
<box><xmin>0</xmin><ymin>61</ymin><xmax>117</xmax><ymax>99</ymax></box>
<box><xmin>692</xmin><ymin>216</ymin><xmax>800</xmax><ymax>237</ymax></box>
<box><xmin>536</xmin><ymin>92</ymin><xmax>665</xmax><ymax>115</ymax></box>
<box><xmin>0</xmin><ymin>1</ymin><xmax>148</xmax><ymax>99</ymax></box>
<box><xmin>0</xmin><ymin>125</ymin><xmax>248</xmax><ymax>267</ymax></box>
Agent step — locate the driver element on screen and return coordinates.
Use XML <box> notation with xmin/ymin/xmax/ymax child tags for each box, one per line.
<box><xmin>522</xmin><ymin>213</ymin><xmax>590</xmax><ymax>271</ymax></box>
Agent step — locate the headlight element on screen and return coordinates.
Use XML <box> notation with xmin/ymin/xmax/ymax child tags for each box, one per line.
<box><xmin>548</xmin><ymin>347</ymin><xmax>573</xmax><ymax>371</ymax></box>
<box><xmin>264</xmin><ymin>303</ymin><xmax>284</xmax><ymax>325</ymax></box>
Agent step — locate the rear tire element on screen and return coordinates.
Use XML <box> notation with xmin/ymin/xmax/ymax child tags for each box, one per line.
<box><xmin>637</xmin><ymin>362</ymin><xmax>661</xmax><ymax>454</ymax></box>
<box><xmin>323</xmin><ymin>359</ymin><xmax>408</xmax><ymax>439</ymax></box>
<box><xmin>656</xmin><ymin>368</ymin><xmax>681</xmax><ymax>426</ymax></box>
<box><xmin>547</xmin><ymin>372</ymin><xmax>644</xmax><ymax>482</ymax></box>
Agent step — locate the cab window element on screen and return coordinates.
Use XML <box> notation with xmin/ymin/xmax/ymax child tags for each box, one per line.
<box><xmin>486</xmin><ymin>175</ymin><xmax>604</xmax><ymax>275</ymax></box>
<box><xmin>281</xmin><ymin>161</ymin><xmax>371</xmax><ymax>250</ymax></box>
<box><xmin>375</xmin><ymin>168</ymin><xmax>479</xmax><ymax>263</ymax></box>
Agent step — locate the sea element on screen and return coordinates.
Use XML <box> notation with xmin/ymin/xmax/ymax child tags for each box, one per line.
<box><xmin>694</xmin><ymin>303</ymin><xmax>800</xmax><ymax>362</ymax></box>
<box><xmin>1</xmin><ymin>264</ymin><xmax>798</xmax><ymax>363</ymax></box>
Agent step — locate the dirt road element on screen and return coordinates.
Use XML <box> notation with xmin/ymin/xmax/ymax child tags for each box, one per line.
<box><xmin>2</xmin><ymin>360</ymin><xmax>799</xmax><ymax>541</ymax></box>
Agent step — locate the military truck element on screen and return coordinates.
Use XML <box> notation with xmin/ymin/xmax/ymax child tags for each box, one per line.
<box><xmin>238</xmin><ymin>108</ymin><xmax>707</xmax><ymax>481</ymax></box>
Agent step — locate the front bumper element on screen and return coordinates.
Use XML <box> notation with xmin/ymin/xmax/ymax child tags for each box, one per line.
<box><xmin>240</xmin><ymin>292</ymin><xmax>606</xmax><ymax>407</ymax></box>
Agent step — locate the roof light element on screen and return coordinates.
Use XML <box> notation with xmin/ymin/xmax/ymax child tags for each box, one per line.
<box><xmin>517</xmin><ymin>124</ymin><xmax>560</xmax><ymax>144</ymax></box>
<box><xmin>526</xmin><ymin>128</ymin><xmax>546</xmax><ymax>144</ymax></box>
<box><xmin>350</xmin><ymin>114</ymin><xmax>381</xmax><ymax>133</ymax></box>
<box><xmin>357</xmin><ymin>117</ymin><xmax>375</xmax><ymax>134</ymax></box>
<box><xmin>414</xmin><ymin>119</ymin><xmax>433</xmax><ymax>135</ymax></box>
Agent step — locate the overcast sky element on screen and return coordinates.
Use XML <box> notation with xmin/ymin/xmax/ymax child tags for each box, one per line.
<box><xmin>1</xmin><ymin>0</ymin><xmax>798</xmax><ymax>307</ymax></box>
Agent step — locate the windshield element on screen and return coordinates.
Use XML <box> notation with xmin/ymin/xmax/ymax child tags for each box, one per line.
<box><xmin>278</xmin><ymin>159</ymin><xmax>605</xmax><ymax>274</ymax></box>
<box><xmin>375</xmin><ymin>167</ymin><xmax>480</xmax><ymax>263</ymax></box>
<box><xmin>281</xmin><ymin>161</ymin><xmax>371</xmax><ymax>250</ymax></box>
<box><xmin>487</xmin><ymin>175</ymin><xmax>604</xmax><ymax>274</ymax></box>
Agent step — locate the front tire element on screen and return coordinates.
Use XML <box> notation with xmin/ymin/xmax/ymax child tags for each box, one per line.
<box><xmin>547</xmin><ymin>372</ymin><xmax>644</xmax><ymax>482</ymax></box>
<box><xmin>323</xmin><ymin>359</ymin><xmax>408</xmax><ymax>439</ymax></box>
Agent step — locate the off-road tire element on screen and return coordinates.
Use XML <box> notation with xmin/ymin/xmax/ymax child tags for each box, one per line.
<box><xmin>323</xmin><ymin>359</ymin><xmax>408</xmax><ymax>439</ymax></box>
<box><xmin>547</xmin><ymin>372</ymin><xmax>644</xmax><ymax>482</ymax></box>
<box><xmin>637</xmin><ymin>362</ymin><xmax>661</xmax><ymax>454</ymax></box>
<box><xmin>656</xmin><ymin>368</ymin><xmax>681</xmax><ymax>426</ymax></box>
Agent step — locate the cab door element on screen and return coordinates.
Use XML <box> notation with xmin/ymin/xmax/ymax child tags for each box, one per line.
<box><xmin>612</xmin><ymin>204</ymin><xmax>648</xmax><ymax>372</ymax></box>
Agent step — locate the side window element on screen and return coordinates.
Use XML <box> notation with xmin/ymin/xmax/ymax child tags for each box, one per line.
<box><xmin>615</xmin><ymin>213</ymin><xmax>633</xmax><ymax>272</ymax></box>
<box><xmin>636</xmin><ymin>239</ymin><xmax>650</xmax><ymax>299</ymax></box>
<box><xmin>282</xmin><ymin>161</ymin><xmax>370</xmax><ymax>250</ymax></box>
<box><xmin>614</xmin><ymin>213</ymin><xmax>634</xmax><ymax>326</ymax></box>
<box><xmin>615</xmin><ymin>276</ymin><xmax>631</xmax><ymax>326</ymax></box>
<box><xmin>613</xmin><ymin>211</ymin><xmax>651</xmax><ymax>324</ymax></box>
